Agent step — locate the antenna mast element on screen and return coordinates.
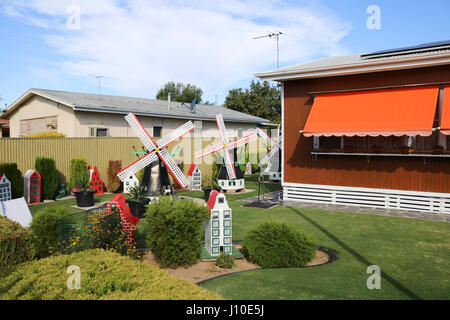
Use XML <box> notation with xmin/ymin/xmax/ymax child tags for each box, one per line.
<box><xmin>253</xmin><ymin>31</ymin><xmax>285</xmax><ymax>69</ymax></box>
<box><xmin>95</xmin><ymin>75</ymin><xmax>104</xmax><ymax>95</ymax></box>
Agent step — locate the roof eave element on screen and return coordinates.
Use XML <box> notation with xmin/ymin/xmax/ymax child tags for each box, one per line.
<box><xmin>73</xmin><ymin>106</ymin><xmax>269</xmax><ymax>125</ymax></box>
<box><xmin>254</xmin><ymin>52</ymin><xmax>450</xmax><ymax>81</ymax></box>
<box><xmin>1</xmin><ymin>89</ymin><xmax>74</xmax><ymax>118</ymax></box>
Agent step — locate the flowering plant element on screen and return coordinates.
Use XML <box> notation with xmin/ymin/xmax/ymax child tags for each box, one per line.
<box><xmin>72</xmin><ymin>174</ymin><xmax>94</xmax><ymax>193</ymax></box>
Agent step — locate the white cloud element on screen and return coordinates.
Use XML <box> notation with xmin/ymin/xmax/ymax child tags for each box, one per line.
<box><xmin>2</xmin><ymin>0</ymin><xmax>351</xmax><ymax>100</ymax></box>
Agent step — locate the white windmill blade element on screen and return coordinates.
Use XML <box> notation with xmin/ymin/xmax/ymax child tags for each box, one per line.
<box><xmin>117</xmin><ymin>151</ymin><xmax>159</xmax><ymax>181</ymax></box>
<box><xmin>156</xmin><ymin>121</ymin><xmax>195</xmax><ymax>149</ymax></box>
<box><xmin>125</xmin><ymin>113</ymin><xmax>157</xmax><ymax>151</ymax></box>
<box><xmin>256</xmin><ymin>127</ymin><xmax>281</xmax><ymax>149</ymax></box>
<box><xmin>195</xmin><ymin>141</ymin><xmax>224</xmax><ymax>159</ymax></box>
<box><xmin>216</xmin><ymin>114</ymin><xmax>229</xmax><ymax>145</ymax></box>
<box><xmin>227</xmin><ymin>131</ymin><xmax>258</xmax><ymax>149</ymax></box>
<box><xmin>223</xmin><ymin>147</ymin><xmax>236</xmax><ymax>179</ymax></box>
<box><xmin>258</xmin><ymin>145</ymin><xmax>280</xmax><ymax>167</ymax></box>
<box><xmin>158</xmin><ymin>148</ymin><xmax>189</xmax><ymax>188</ymax></box>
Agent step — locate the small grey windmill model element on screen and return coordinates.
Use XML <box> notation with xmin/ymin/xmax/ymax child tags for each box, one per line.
<box><xmin>256</xmin><ymin>127</ymin><xmax>282</xmax><ymax>181</ymax></box>
<box><xmin>117</xmin><ymin>113</ymin><xmax>194</xmax><ymax>195</ymax></box>
<box><xmin>195</xmin><ymin>114</ymin><xmax>258</xmax><ymax>192</ymax></box>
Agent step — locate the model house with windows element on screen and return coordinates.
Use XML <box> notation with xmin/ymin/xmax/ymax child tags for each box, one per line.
<box><xmin>205</xmin><ymin>190</ymin><xmax>232</xmax><ymax>256</ymax></box>
<box><xmin>123</xmin><ymin>173</ymin><xmax>139</xmax><ymax>193</ymax></box>
<box><xmin>88</xmin><ymin>165</ymin><xmax>104</xmax><ymax>195</ymax></box>
<box><xmin>255</xmin><ymin>40</ymin><xmax>450</xmax><ymax>214</ymax></box>
<box><xmin>24</xmin><ymin>170</ymin><xmax>41</xmax><ymax>204</ymax></box>
<box><xmin>187</xmin><ymin>164</ymin><xmax>202</xmax><ymax>190</ymax></box>
<box><xmin>0</xmin><ymin>175</ymin><xmax>12</xmax><ymax>202</ymax></box>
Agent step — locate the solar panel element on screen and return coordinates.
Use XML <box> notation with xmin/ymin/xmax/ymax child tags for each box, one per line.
<box><xmin>361</xmin><ymin>40</ymin><xmax>450</xmax><ymax>59</ymax></box>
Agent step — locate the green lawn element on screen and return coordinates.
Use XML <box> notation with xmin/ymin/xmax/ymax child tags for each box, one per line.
<box><xmin>25</xmin><ymin>176</ymin><xmax>450</xmax><ymax>300</ymax></box>
<box><xmin>200</xmin><ymin>203</ymin><xmax>450</xmax><ymax>300</ymax></box>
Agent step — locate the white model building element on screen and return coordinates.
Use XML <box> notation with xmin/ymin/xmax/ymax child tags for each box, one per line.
<box><xmin>205</xmin><ymin>190</ymin><xmax>232</xmax><ymax>256</ymax></box>
<box><xmin>123</xmin><ymin>174</ymin><xmax>139</xmax><ymax>193</ymax></box>
<box><xmin>187</xmin><ymin>164</ymin><xmax>202</xmax><ymax>190</ymax></box>
<box><xmin>0</xmin><ymin>175</ymin><xmax>12</xmax><ymax>202</ymax></box>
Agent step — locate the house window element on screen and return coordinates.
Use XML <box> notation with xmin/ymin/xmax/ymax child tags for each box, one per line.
<box><xmin>218</xmin><ymin>197</ymin><xmax>224</xmax><ymax>204</ymax></box>
<box><xmin>153</xmin><ymin>126</ymin><xmax>162</xmax><ymax>137</ymax></box>
<box><xmin>90</xmin><ymin>128</ymin><xmax>108</xmax><ymax>137</ymax></box>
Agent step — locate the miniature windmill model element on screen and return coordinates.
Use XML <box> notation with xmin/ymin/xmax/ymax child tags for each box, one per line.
<box><xmin>117</xmin><ymin>113</ymin><xmax>194</xmax><ymax>195</ymax></box>
<box><xmin>195</xmin><ymin>114</ymin><xmax>258</xmax><ymax>191</ymax></box>
<box><xmin>256</xmin><ymin>127</ymin><xmax>282</xmax><ymax>181</ymax></box>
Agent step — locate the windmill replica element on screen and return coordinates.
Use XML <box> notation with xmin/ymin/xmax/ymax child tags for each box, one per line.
<box><xmin>195</xmin><ymin>114</ymin><xmax>257</xmax><ymax>192</ymax></box>
<box><xmin>117</xmin><ymin>113</ymin><xmax>194</xmax><ymax>197</ymax></box>
<box><xmin>256</xmin><ymin>127</ymin><xmax>282</xmax><ymax>181</ymax></box>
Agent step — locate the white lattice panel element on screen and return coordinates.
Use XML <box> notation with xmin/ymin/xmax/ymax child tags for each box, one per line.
<box><xmin>216</xmin><ymin>114</ymin><xmax>229</xmax><ymax>144</ymax></box>
<box><xmin>283</xmin><ymin>183</ymin><xmax>450</xmax><ymax>214</ymax></box>
<box><xmin>125</xmin><ymin>113</ymin><xmax>156</xmax><ymax>151</ymax></box>
<box><xmin>117</xmin><ymin>151</ymin><xmax>158</xmax><ymax>181</ymax></box>
<box><xmin>223</xmin><ymin>147</ymin><xmax>236</xmax><ymax>180</ymax></box>
<box><xmin>158</xmin><ymin>148</ymin><xmax>189</xmax><ymax>187</ymax></box>
<box><xmin>228</xmin><ymin>132</ymin><xmax>258</xmax><ymax>149</ymax></box>
<box><xmin>156</xmin><ymin>121</ymin><xmax>194</xmax><ymax>149</ymax></box>
<box><xmin>195</xmin><ymin>142</ymin><xmax>224</xmax><ymax>158</ymax></box>
<box><xmin>258</xmin><ymin>146</ymin><xmax>280</xmax><ymax>166</ymax></box>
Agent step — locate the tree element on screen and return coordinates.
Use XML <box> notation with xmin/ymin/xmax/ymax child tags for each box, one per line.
<box><xmin>156</xmin><ymin>81</ymin><xmax>203</xmax><ymax>103</ymax></box>
<box><xmin>224</xmin><ymin>80</ymin><xmax>281</xmax><ymax>123</ymax></box>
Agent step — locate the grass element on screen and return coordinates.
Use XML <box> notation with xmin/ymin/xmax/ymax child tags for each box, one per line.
<box><xmin>200</xmin><ymin>204</ymin><xmax>450</xmax><ymax>300</ymax></box>
<box><xmin>23</xmin><ymin>175</ymin><xmax>450</xmax><ymax>300</ymax></box>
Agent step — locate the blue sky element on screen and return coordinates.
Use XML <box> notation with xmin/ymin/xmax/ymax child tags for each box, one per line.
<box><xmin>0</xmin><ymin>0</ymin><xmax>449</xmax><ymax>108</ymax></box>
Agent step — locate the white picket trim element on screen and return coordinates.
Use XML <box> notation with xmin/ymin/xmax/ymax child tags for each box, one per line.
<box><xmin>283</xmin><ymin>182</ymin><xmax>450</xmax><ymax>214</ymax></box>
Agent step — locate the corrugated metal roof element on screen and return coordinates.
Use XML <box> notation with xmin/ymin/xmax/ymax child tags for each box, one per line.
<box><xmin>255</xmin><ymin>41</ymin><xmax>450</xmax><ymax>81</ymax></box>
<box><xmin>28</xmin><ymin>89</ymin><xmax>268</xmax><ymax>124</ymax></box>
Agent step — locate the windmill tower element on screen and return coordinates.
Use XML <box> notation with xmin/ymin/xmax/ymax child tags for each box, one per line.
<box><xmin>256</xmin><ymin>127</ymin><xmax>282</xmax><ymax>181</ymax></box>
<box><xmin>117</xmin><ymin>113</ymin><xmax>194</xmax><ymax>196</ymax></box>
<box><xmin>195</xmin><ymin>114</ymin><xmax>258</xmax><ymax>192</ymax></box>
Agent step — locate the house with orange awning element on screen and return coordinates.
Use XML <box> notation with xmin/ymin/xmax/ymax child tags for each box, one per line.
<box><xmin>255</xmin><ymin>40</ymin><xmax>450</xmax><ymax>214</ymax></box>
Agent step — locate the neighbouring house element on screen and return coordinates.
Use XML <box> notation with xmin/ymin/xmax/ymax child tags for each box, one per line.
<box><xmin>255</xmin><ymin>40</ymin><xmax>450</xmax><ymax>214</ymax></box>
<box><xmin>0</xmin><ymin>119</ymin><xmax>9</xmax><ymax>137</ymax></box>
<box><xmin>1</xmin><ymin>89</ymin><xmax>269</xmax><ymax>138</ymax></box>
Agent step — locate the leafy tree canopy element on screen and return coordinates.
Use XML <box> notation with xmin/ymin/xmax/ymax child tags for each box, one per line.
<box><xmin>224</xmin><ymin>80</ymin><xmax>281</xmax><ymax>123</ymax></box>
<box><xmin>156</xmin><ymin>81</ymin><xmax>203</xmax><ymax>103</ymax></box>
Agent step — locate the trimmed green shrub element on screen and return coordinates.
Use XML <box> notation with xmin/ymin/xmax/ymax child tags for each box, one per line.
<box><xmin>145</xmin><ymin>196</ymin><xmax>209</xmax><ymax>268</ymax></box>
<box><xmin>215</xmin><ymin>253</ymin><xmax>234</xmax><ymax>269</ymax></box>
<box><xmin>35</xmin><ymin>157</ymin><xmax>58</xmax><ymax>200</ymax></box>
<box><xmin>0</xmin><ymin>163</ymin><xmax>23</xmax><ymax>199</ymax></box>
<box><xmin>241</xmin><ymin>222</ymin><xmax>318</xmax><ymax>268</ymax></box>
<box><xmin>0</xmin><ymin>249</ymin><xmax>222</xmax><ymax>300</ymax></box>
<box><xmin>69</xmin><ymin>158</ymin><xmax>88</xmax><ymax>191</ymax></box>
<box><xmin>0</xmin><ymin>216</ymin><xmax>34</xmax><ymax>268</ymax></box>
<box><xmin>30</xmin><ymin>205</ymin><xmax>69</xmax><ymax>258</ymax></box>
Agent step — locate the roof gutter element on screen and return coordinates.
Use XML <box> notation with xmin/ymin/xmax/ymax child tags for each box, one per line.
<box><xmin>72</xmin><ymin>106</ymin><xmax>269</xmax><ymax>125</ymax></box>
<box><xmin>254</xmin><ymin>51</ymin><xmax>450</xmax><ymax>81</ymax></box>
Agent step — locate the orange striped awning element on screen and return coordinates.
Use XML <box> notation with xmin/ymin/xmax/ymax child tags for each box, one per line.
<box><xmin>440</xmin><ymin>86</ymin><xmax>450</xmax><ymax>135</ymax></box>
<box><xmin>301</xmin><ymin>86</ymin><xmax>440</xmax><ymax>137</ymax></box>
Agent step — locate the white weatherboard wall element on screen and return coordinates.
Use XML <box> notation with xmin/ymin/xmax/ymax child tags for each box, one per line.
<box><xmin>283</xmin><ymin>182</ymin><xmax>450</xmax><ymax>214</ymax></box>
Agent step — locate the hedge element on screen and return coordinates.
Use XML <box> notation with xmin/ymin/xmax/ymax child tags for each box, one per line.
<box><xmin>35</xmin><ymin>157</ymin><xmax>58</xmax><ymax>200</ymax></box>
<box><xmin>69</xmin><ymin>158</ymin><xmax>88</xmax><ymax>191</ymax></box>
<box><xmin>0</xmin><ymin>249</ymin><xmax>222</xmax><ymax>300</ymax></box>
<box><xmin>0</xmin><ymin>216</ymin><xmax>34</xmax><ymax>268</ymax></box>
<box><xmin>0</xmin><ymin>163</ymin><xmax>23</xmax><ymax>199</ymax></box>
<box><xmin>30</xmin><ymin>206</ymin><xmax>70</xmax><ymax>259</ymax></box>
<box><xmin>144</xmin><ymin>196</ymin><xmax>209</xmax><ymax>268</ymax></box>
<box><xmin>241</xmin><ymin>222</ymin><xmax>318</xmax><ymax>268</ymax></box>
<box><xmin>26</xmin><ymin>131</ymin><xmax>66</xmax><ymax>138</ymax></box>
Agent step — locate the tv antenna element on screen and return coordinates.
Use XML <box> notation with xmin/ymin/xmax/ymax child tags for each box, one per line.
<box><xmin>253</xmin><ymin>31</ymin><xmax>286</xmax><ymax>69</ymax></box>
<box><xmin>95</xmin><ymin>75</ymin><xmax>104</xmax><ymax>95</ymax></box>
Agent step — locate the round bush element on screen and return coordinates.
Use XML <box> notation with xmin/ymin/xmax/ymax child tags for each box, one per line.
<box><xmin>30</xmin><ymin>205</ymin><xmax>69</xmax><ymax>258</ymax></box>
<box><xmin>241</xmin><ymin>222</ymin><xmax>318</xmax><ymax>268</ymax></box>
<box><xmin>215</xmin><ymin>253</ymin><xmax>234</xmax><ymax>269</ymax></box>
<box><xmin>0</xmin><ymin>216</ymin><xmax>34</xmax><ymax>268</ymax></box>
<box><xmin>145</xmin><ymin>196</ymin><xmax>209</xmax><ymax>268</ymax></box>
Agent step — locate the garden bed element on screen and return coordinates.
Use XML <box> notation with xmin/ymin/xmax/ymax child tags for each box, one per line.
<box><xmin>143</xmin><ymin>245</ymin><xmax>331</xmax><ymax>284</ymax></box>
